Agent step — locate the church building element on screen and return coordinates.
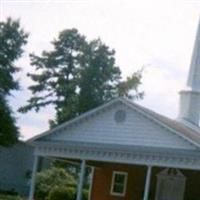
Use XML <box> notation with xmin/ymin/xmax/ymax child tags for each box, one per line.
<box><xmin>28</xmin><ymin>19</ymin><xmax>200</xmax><ymax>200</ymax></box>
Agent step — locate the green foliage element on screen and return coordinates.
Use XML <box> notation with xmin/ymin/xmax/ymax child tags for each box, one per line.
<box><xmin>117</xmin><ymin>70</ymin><xmax>143</xmax><ymax>99</ymax></box>
<box><xmin>0</xmin><ymin>194</ymin><xmax>24</xmax><ymax>200</ymax></box>
<box><xmin>35</xmin><ymin>167</ymin><xmax>76</xmax><ymax>200</ymax></box>
<box><xmin>0</xmin><ymin>18</ymin><xmax>28</xmax><ymax>146</ymax></box>
<box><xmin>47</xmin><ymin>187</ymin><xmax>89</xmax><ymax>200</ymax></box>
<box><xmin>52</xmin><ymin>160</ymin><xmax>91</xmax><ymax>186</ymax></box>
<box><xmin>77</xmin><ymin>39</ymin><xmax>121</xmax><ymax>114</ymax></box>
<box><xmin>0</xmin><ymin>17</ymin><xmax>28</xmax><ymax>95</ymax></box>
<box><xmin>0</xmin><ymin>96</ymin><xmax>18</xmax><ymax>146</ymax></box>
<box><xmin>19</xmin><ymin>28</ymin><xmax>143</xmax><ymax>126</ymax></box>
<box><xmin>82</xmin><ymin>189</ymin><xmax>89</xmax><ymax>200</ymax></box>
<box><xmin>48</xmin><ymin>186</ymin><xmax>75</xmax><ymax>200</ymax></box>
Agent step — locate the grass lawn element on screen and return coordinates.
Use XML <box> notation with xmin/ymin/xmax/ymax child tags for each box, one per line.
<box><xmin>0</xmin><ymin>194</ymin><xmax>26</xmax><ymax>200</ymax></box>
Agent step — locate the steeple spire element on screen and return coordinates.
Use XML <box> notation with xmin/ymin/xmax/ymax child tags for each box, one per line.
<box><xmin>187</xmin><ymin>19</ymin><xmax>200</xmax><ymax>91</ymax></box>
<box><xmin>178</xmin><ymin>17</ymin><xmax>200</xmax><ymax>127</ymax></box>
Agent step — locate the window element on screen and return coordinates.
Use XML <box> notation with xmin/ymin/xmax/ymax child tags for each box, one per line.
<box><xmin>114</xmin><ymin>110</ymin><xmax>126</xmax><ymax>123</ymax></box>
<box><xmin>110</xmin><ymin>171</ymin><xmax>128</xmax><ymax>196</ymax></box>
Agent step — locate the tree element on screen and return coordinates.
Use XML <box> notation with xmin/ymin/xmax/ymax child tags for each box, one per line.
<box><xmin>0</xmin><ymin>96</ymin><xmax>18</xmax><ymax>146</ymax></box>
<box><xmin>0</xmin><ymin>18</ymin><xmax>28</xmax><ymax>146</ymax></box>
<box><xmin>19</xmin><ymin>28</ymin><xmax>143</xmax><ymax>126</ymax></box>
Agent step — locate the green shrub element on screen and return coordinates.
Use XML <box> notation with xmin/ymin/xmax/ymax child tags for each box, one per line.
<box><xmin>0</xmin><ymin>194</ymin><xmax>24</xmax><ymax>200</ymax></box>
<box><xmin>48</xmin><ymin>186</ymin><xmax>75</xmax><ymax>200</ymax></box>
<box><xmin>35</xmin><ymin>167</ymin><xmax>76</xmax><ymax>200</ymax></box>
<box><xmin>82</xmin><ymin>189</ymin><xmax>89</xmax><ymax>200</ymax></box>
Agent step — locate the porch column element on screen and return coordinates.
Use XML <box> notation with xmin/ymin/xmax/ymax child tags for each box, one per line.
<box><xmin>143</xmin><ymin>165</ymin><xmax>152</xmax><ymax>200</ymax></box>
<box><xmin>88</xmin><ymin>167</ymin><xmax>95</xmax><ymax>200</ymax></box>
<box><xmin>76</xmin><ymin>160</ymin><xmax>86</xmax><ymax>200</ymax></box>
<box><xmin>29</xmin><ymin>155</ymin><xmax>39</xmax><ymax>200</ymax></box>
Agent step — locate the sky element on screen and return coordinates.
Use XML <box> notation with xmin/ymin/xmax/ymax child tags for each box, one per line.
<box><xmin>1</xmin><ymin>0</ymin><xmax>200</xmax><ymax>139</ymax></box>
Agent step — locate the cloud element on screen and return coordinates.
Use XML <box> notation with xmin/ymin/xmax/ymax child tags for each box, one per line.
<box><xmin>139</xmin><ymin>61</ymin><xmax>184</xmax><ymax>118</ymax></box>
<box><xmin>17</xmin><ymin>108</ymin><xmax>55</xmax><ymax>140</ymax></box>
<box><xmin>1</xmin><ymin>0</ymin><xmax>200</xmax><ymax>138</ymax></box>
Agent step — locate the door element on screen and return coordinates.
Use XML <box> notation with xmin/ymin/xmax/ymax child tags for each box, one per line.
<box><xmin>155</xmin><ymin>168</ymin><xmax>186</xmax><ymax>200</ymax></box>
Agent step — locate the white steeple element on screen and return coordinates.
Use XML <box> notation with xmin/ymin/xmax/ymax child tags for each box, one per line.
<box><xmin>178</xmin><ymin>18</ymin><xmax>200</xmax><ymax>126</ymax></box>
<box><xmin>187</xmin><ymin>19</ymin><xmax>200</xmax><ymax>90</ymax></box>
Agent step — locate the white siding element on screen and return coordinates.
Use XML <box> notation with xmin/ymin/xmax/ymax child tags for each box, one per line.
<box><xmin>44</xmin><ymin>103</ymin><xmax>195</xmax><ymax>150</ymax></box>
<box><xmin>0</xmin><ymin>143</ymin><xmax>33</xmax><ymax>195</ymax></box>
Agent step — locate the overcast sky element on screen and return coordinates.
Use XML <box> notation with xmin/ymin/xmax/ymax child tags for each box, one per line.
<box><xmin>1</xmin><ymin>0</ymin><xmax>200</xmax><ymax>139</ymax></box>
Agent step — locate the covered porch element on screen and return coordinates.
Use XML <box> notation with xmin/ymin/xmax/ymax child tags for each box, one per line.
<box><xmin>28</xmin><ymin>140</ymin><xmax>200</xmax><ymax>200</ymax></box>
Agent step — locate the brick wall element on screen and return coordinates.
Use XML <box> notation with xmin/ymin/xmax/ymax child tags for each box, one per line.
<box><xmin>90</xmin><ymin>164</ymin><xmax>146</xmax><ymax>200</ymax></box>
<box><xmin>90</xmin><ymin>163</ymin><xmax>200</xmax><ymax>200</ymax></box>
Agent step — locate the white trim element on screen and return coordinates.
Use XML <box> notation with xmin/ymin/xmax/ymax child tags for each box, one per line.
<box><xmin>34</xmin><ymin>142</ymin><xmax>200</xmax><ymax>170</ymax></box>
<box><xmin>28</xmin><ymin>155</ymin><xmax>39</xmax><ymax>200</ymax></box>
<box><xmin>88</xmin><ymin>167</ymin><xmax>95</xmax><ymax>200</ymax></box>
<box><xmin>110</xmin><ymin>171</ymin><xmax>128</xmax><ymax>197</ymax></box>
<box><xmin>76</xmin><ymin>160</ymin><xmax>86</xmax><ymax>200</ymax></box>
<box><xmin>143</xmin><ymin>165</ymin><xmax>152</xmax><ymax>200</ymax></box>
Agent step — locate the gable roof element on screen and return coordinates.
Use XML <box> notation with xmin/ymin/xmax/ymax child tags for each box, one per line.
<box><xmin>28</xmin><ymin>97</ymin><xmax>200</xmax><ymax>148</ymax></box>
<box><xmin>124</xmin><ymin>99</ymin><xmax>200</xmax><ymax>148</ymax></box>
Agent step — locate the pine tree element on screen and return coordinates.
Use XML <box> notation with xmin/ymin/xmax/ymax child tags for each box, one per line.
<box><xmin>19</xmin><ymin>28</ymin><xmax>143</xmax><ymax>126</ymax></box>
